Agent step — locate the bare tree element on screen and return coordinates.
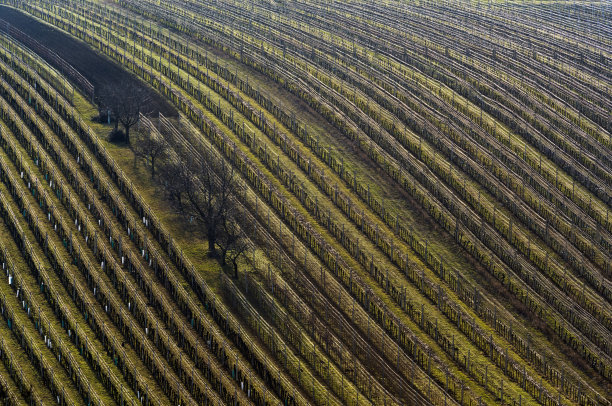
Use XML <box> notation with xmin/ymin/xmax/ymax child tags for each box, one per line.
<box><xmin>131</xmin><ymin>124</ymin><xmax>168</xmax><ymax>178</ymax></box>
<box><xmin>154</xmin><ymin>119</ymin><xmax>246</xmax><ymax>262</ymax></box>
<box><xmin>160</xmin><ymin>153</ymin><xmax>240</xmax><ymax>257</ymax></box>
<box><xmin>117</xmin><ymin>81</ymin><xmax>151</xmax><ymax>143</ymax></box>
<box><xmin>217</xmin><ymin>206</ymin><xmax>253</xmax><ymax>277</ymax></box>
<box><xmin>97</xmin><ymin>79</ymin><xmax>152</xmax><ymax>143</ymax></box>
<box><xmin>195</xmin><ymin>159</ymin><xmax>236</xmax><ymax>257</ymax></box>
<box><xmin>157</xmin><ymin>158</ymin><xmax>190</xmax><ymax>211</ymax></box>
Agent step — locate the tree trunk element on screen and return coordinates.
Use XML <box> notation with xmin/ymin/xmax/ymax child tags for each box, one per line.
<box><xmin>124</xmin><ymin>124</ymin><xmax>131</xmax><ymax>144</ymax></box>
<box><xmin>207</xmin><ymin>230</ymin><xmax>216</xmax><ymax>257</ymax></box>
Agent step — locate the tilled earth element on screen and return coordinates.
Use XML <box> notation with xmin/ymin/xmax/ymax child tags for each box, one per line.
<box><xmin>0</xmin><ymin>6</ymin><xmax>177</xmax><ymax>117</ymax></box>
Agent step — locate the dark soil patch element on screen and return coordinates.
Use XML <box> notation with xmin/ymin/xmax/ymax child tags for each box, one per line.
<box><xmin>0</xmin><ymin>6</ymin><xmax>176</xmax><ymax>117</ymax></box>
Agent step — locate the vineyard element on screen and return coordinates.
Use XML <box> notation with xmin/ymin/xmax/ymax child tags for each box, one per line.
<box><xmin>0</xmin><ymin>0</ymin><xmax>608</xmax><ymax>405</ymax></box>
